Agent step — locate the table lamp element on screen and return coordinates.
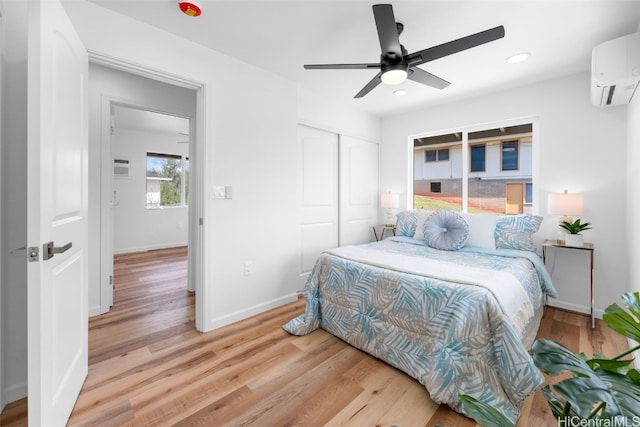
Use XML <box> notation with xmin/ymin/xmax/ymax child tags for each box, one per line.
<box><xmin>381</xmin><ymin>192</ymin><xmax>399</xmax><ymax>227</ymax></box>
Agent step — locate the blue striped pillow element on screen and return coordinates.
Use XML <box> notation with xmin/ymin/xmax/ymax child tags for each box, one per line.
<box><xmin>395</xmin><ymin>210</ymin><xmax>420</xmax><ymax>237</ymax></box>
<box><xmin>495</xmin><ymin>215</ymin><xmax>543</xmax><ymax>252</ymax></box>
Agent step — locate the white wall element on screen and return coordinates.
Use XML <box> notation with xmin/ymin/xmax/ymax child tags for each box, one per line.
<box><xmin>628</xmin><ymin>74</ymin><xmax>640</xmax><ymax>295</ymax></box>
<box><xmin>112</xmin><ymin>128</ymin><xmax>189</xmax><ymax>254</ymax></box>
<box><xmin>62</xmin><ymin>0</ymin><xmax>381</xmax><ymax>331</ymax></box>
<box><xmin>0</xmin><ymin>0</ymin><xmax>28</xmax><ymax>405</ymax></box>
<box><xmin>297</xmin><ymin>87</ymin><xmax>380</xmax><ymax>141</ymax></box>
<box><xmin>380</xmin><ymin>71</ymin><xmax>627</xmax><ymax>317</ymax></box>
<box><xmin>0</xmin><ymin>1</ymin><xmax>4</xmax><ymax>411</ymax></box>
<box><xmin>627</xmin><ymin>21</ymin><xmax>640</xmax><ymax>366</ymax></box>
<box><xmin>0</xmin><ymin>0</ymin><xmax>380</xmax><ymax>408</ymax></box>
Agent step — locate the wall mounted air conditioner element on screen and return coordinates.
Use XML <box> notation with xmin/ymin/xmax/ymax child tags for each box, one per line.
<box><xmin>591</xmin><ymin>32</ymin><xmax>640</xmax><ymax>107</ymax></box>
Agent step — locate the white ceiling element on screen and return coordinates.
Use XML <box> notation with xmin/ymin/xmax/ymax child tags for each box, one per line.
<box><xmin>113</xmin><ymin>105</ymin><xmax>190</xmax><ymax>138</ymax></box>
<box><xmin>86</xmin><ymin>0</ymin><xmax>640</xmax><ymax>118</ymax></box>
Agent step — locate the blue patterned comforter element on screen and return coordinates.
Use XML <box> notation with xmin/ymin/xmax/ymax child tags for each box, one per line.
<box><xmin>283</xmin><ymin>237</ymin><xmax>557</xmax><ymax>422</ymax></box>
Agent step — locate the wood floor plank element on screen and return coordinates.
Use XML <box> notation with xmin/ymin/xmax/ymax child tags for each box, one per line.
<box><xmin>4</xmin><ymin>246</ymin><xmax>630</xmax><ymax>426</ymax></box>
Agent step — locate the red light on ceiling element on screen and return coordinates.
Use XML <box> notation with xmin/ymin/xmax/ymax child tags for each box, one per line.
<box><xmin>179</xmin><ymin>1</ymin><xmax>202</xmax><ymax>17</ymax></box>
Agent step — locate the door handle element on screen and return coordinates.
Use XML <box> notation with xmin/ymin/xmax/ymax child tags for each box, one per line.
<box><xmin>42</xmin><ymin>241</ymin><xmax>72</xmax><ymax>261</ymax></box>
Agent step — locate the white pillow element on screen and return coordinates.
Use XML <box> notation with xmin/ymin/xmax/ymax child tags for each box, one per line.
<box><xmin>413</xmin><ymin>210</ymin><xmax>434</xmax><ymax>241</ymax></box>
<box><xmin>460</xmin><ymin>213</ymin><xmax>498</xmax><ymax>250</ymax></box>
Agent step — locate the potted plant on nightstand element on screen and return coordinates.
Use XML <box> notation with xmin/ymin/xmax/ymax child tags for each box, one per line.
<box><xmin>559</xmin><ymin>218</ymin><xmax>592</xmax><ymax>247</ymax></box>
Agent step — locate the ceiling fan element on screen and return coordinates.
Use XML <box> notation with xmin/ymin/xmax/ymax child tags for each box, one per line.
<box><xmin>304</xmin><ymin>4</ymin><xmax>505</xmax><ymax>98</ymax></box>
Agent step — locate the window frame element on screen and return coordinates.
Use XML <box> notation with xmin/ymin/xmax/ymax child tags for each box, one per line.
<box><xmin>425</xmin><ymin>148</ymin><xmax>450</xmax><ymax>163</ymax></box>
<box><xmin>145</xmin><ymin>151</ymin><xmax>189</xmax><ymax>208</ymax></box>
<box><xmin>409</xmin><ymin>118</ymin><xmax>537</xmax><ymax>213</ymax></box>
<box><xmin>501</xmin><ymin>140</ymin><xmax>519</xmax><ymax>171</ymax></box>
<box><xmin>470</xmin><ymin>143</ymin><xmax>486</xmax><ymax>172</ymax></box>
<box><xmin>430</xmin><ymin>181</ymin><xmax>442</xmax><ymax>193</ymax></box>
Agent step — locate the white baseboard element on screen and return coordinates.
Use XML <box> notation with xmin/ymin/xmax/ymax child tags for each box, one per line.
<box><xmin>3</xmin><ymin>381</ymin><xmax>27</xmax><ymax>407</ymax></box>
<box><xmin>88</xmin><ymin>304</ymin><xmax>103</xmax><ymax>318</ymax></box>
<box><xmin>547</xmin><ymin>299</ymin><xmax>602</xmax><ymax>319</ymax></box>
<box><xmin>113</xmin><ymin>242</ymin><xmax>187</xmax><ymax>255</ymax></box>
<box><xmin>208</xmin><ymin>293</ymin><xmax>298</xmax><ymax>331</ymax></box>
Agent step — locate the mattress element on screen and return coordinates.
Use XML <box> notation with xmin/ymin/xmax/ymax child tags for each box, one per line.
<box><xmin>283</xmin><ymin>237</ymin><xmax>556</xmax><ymax>422</ymax></box>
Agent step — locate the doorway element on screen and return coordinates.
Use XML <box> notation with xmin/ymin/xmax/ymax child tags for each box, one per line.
<box><xmin>110</xmin><ymin>105</ymin><xmax>192</xmax><ymax>299</ymax></box>
<box><xmin>91</xmin><ymin>63</ymin><xmax>200</xmax><ymax>319</ymax></box>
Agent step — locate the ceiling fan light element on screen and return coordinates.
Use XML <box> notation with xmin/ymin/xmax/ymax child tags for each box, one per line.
<box><xmin>381</xmin><ymin>69</ymin><xmax>408</xmax><ymax>85</ymax></box>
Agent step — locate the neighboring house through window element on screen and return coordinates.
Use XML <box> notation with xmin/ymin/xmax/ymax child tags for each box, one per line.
<box><xmin>501</xmin><ymin>140</ymin><xmax>519</xmax><ymax>171</ymax></box>
<box><xmin>413</xmin><ymin>122</ymin><xmax>534</xmax><ymax>214</ymax></box>
<box><xmin>425</xmin><ymin>148</ymin><xmax>450</xmax><ymax>162</ymax></box>
<box><xmin>146</xmin><ymin>152</ymin><xmax>189</xmax><ymax>208</ymax></box>
<box><xmin>470</xmin><ymin>144</ymin><xmax>486</xmax><ymax>172</ymax></box>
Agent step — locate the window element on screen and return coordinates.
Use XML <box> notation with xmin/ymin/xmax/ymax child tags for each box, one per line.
<box><xmin>501</xmin><ymin>141</ymin><xmax>519</xmax><ymax>171</ymax></box>
<box><xmin>425</xmin><ymin>148</ymin><xmax>449</xmax><ymax>162</ymax></box>
<box><xmin>413</xmin><ymin>123</ymin><xmax>533</xmax><ymax>214</ymax></box>
<box><xmin>146</xmin><ymin>152</ymin><xmax>189</xmax><ymax>208</ymax></box>
<box><xmin>470</xmin><ymin>145</ymin><xmax>486</xmax><ymax>172</ymax></box>
<box><xmin>525</xmin><ymin>183</ymin><xmax>533</xmax><ymax>204</ymax></box>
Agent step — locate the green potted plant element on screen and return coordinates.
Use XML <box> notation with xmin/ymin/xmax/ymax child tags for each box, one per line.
<box><xmin>559</xmin><ymin>218</ymin><xmax>591</xmax><ymax>247</ymax></box>
<box><xmin>461</xmin><ymin>292</ymin><xmax>640</xmax><ymax>426</ymax></box>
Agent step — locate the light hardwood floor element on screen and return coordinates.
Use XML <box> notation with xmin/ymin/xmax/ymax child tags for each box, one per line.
<box><xmin>1</xmin><ymin>246</ymin><xmax>629</xmax><ymax>426</ymax></box>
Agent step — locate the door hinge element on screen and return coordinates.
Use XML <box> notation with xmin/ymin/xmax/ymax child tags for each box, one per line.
<box><xmin>109</xmin><ymin>275</ymin><xmax>113</xmax><ymax>285</ymax></box>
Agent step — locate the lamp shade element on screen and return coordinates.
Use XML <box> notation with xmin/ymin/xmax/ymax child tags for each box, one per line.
<box><xmin>548</xmin><ymin>190</ymin><xmax>584</xmax><ymax>216</ymax></box>
<box><xmin>380</xmin><ymin>192</ymin><xmax>399</xmax><ymax>209</ymax></box>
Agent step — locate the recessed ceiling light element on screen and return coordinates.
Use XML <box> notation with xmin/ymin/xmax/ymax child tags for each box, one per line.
<box><xmin>507</xmin><ymin>52</ymin><xmax>531</xmax><ymax>64</ymax></box>
<box><xmin>393</xmin><ymin>89</ymin><xmax>408</xmax><ymax>96</ymax></box>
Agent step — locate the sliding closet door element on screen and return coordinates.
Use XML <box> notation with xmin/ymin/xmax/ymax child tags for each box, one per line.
<box><xmin>339</xmin><ymin>136</ymin><xmax>379</xmax><ymax>246</ymax></box>
<box><xmin>298</xmin><ymin>125</ymin><xmax>339</xmax><ymax>285</ymax></box>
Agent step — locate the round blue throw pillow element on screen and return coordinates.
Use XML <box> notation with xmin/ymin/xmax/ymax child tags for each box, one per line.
<box><xmin>423</xmin><ymin>210</ymin><xmax>470</xmax><ymax>251</ymax></box>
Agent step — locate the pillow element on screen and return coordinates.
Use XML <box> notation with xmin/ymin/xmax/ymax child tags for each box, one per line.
<box><xmin>494</xmin><ymin>214</ymin><xmax>543</xmax><ymax>252</ymax></box>
<box><xmin>423</xmin><ymin>210</ymin><xmax>469</xmax><ymax>251</ymax></box>
<box><xmin>460</xmin><ymin>213</ymin><xmax>498</xmax><ymax>250</ymax></box>
<box><xmin>395</xmin><ymin>210</ymin><xmax>420</xmax><ymax>237</ymax></box>
<box><xmin>413</xmin><ymin>210</ymin><xmax>434</xmax><ymax>241</ymax></box>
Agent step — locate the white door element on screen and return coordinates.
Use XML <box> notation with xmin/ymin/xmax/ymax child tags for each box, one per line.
<box><xmin>27</xmin><ymin>0</ymin><xmax>88</xmax><ymax>425</ymax></box>
<box><xmin>298</xmin><ymin>125</ymin><xmax>339</xmax><ymax>286</ymax></box>
<box><xmin>339</xmin><ymin>136</ymin><xmax>379</xmax><ymax>246</ymax></box>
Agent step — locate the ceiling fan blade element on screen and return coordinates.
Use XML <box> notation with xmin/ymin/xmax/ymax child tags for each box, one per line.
<box><xmin>407</xmin><ymin>67</ymin><xmax>450</xmax><ymax>90</ymax></box>
<box><xmin>304</xmin><ymin>63</ymin><xmax>381</xmax><ymax>70</ymax></box>
<box><xmin>406</xmin><ymin>25</ymin><xmax>505</xmax><ymax>66</ymax></box>
<box><xmin>354</xmin><ymin>72</ymin><xmax>382</xmax><ymax>98</ymax></box>
<box><xmin>373</xmin><ymin>4</ymin><xmax>402</xmax><ymax>60</ymax></box>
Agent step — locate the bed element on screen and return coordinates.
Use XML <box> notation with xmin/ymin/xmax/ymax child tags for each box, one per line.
<box><xmin>283</xmin><ymin>210</ymin><xmax>557</xmax><ymax>423</ymax></box>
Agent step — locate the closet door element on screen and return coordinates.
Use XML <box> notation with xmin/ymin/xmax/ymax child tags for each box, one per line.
<box><xmin>298</xmin><ymin>125</ymin><xmax>339</xmax><ymax>285</ymax></box>
<box><xmin>339</xmin><ymin>136</ymin><xmax>379</xmax><ymax>246</ymax></box>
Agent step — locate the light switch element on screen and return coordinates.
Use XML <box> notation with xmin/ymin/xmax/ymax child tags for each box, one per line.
<box><xmin>212</xmin><ymin>186</ymin><xmax>226</xmax><ymax>199</ymax></box>
<box><xmin>225</xmin><ymin>186</ymin><xmax>233</xmax><ymax>199</ymax></box>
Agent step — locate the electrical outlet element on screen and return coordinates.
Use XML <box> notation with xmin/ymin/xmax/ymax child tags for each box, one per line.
<box><xmin>243</xmin><ymin>261</ymin><xmax>252</xmax><ymax>276</ymax></box>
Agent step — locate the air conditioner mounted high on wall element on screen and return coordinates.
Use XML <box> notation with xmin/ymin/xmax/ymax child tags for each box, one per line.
<box><xmin>591</xmin><ymin>31</ymin><xmax>640</xmax><ymax>107</ymax></box>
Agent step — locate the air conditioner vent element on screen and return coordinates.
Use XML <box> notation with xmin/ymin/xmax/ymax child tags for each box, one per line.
<box><xmin>114</xmin><ymin>158</ymin><xmax>130</xmax><ymax>178</ymax></box>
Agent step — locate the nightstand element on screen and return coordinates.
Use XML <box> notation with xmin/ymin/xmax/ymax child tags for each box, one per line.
<box><xmin>372</xmin><ymin>225</ymin><xmax>396</xmax><ymax>241</ymax></box>
<box><xmin>542</xmin><ymin>239</ymin><xmax>595</xmax><ymax>328</ymax></box>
